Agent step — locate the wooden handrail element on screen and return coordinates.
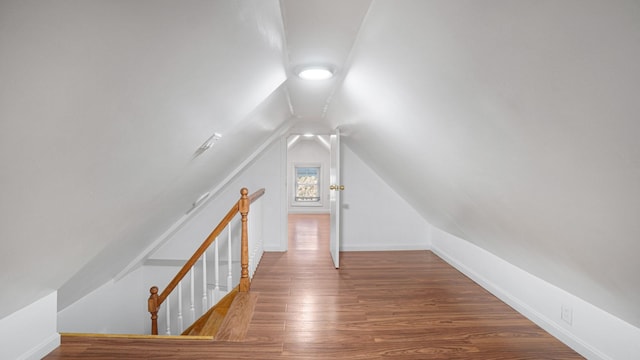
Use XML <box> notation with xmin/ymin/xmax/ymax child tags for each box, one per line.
<box><xmin>148</xmin><ymin>187</ymin><xmax>265</xmax><ymax>335</ymax></box>
<box><xmin>157</xmin><ymin>201</ymin><xmax>238</xmax><ymax>305</ymax></box>
<box><xmin>248</xmin><ymin>188</ymin><xmax>265</xmax><ymax>203</ymax></box>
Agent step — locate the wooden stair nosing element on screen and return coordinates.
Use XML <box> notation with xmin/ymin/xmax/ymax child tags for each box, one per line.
<box><xmin>60</xmin><ymin>332</ymin><xmax>213</xmax><ymax>341</ymax></box>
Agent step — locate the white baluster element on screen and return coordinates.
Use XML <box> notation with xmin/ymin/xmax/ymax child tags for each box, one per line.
<box><xmin>214</xmin><ymin>237</ymin><xmax>220</xmax><ymax>302</ymax></box>
<box><xmin>189</xmin><ymin>267</ymin><xmax>195</xmax><ymax>324</ymax></box>
<box><xmin>227</xmin><ymin>224</ymin><xmax>233</xmax><ymax>291</ymax></box>
<box><xmin>247</xmin><ymin>198</ymin><xmax>264</xmax><ymax>279</ymax></box>
<box><xmin>248</xmin><ymin>210</ymin><xmax>252</xmax><ymax>277</ymax></box>
<box><xmin>165</xmin><ymin>293</ymin><xmax>171</xmax><ymax>335</ymax></box>
<box><xmin>202</xmin><ymin>251</ymin><xmax>208</xmax><ymax>312</ymax></box>
<box><xmin>177</xmin><ymin>280</ymin><xmax>183</xmax><ymax>333</ymax></box>
<box><xmin>250</xmin><ymin>208</ymin><xmax>256</xmax><ymax>277</ymax></box>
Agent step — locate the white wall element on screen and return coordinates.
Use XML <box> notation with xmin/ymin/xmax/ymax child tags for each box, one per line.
<box><xmin>52</xmin><ymin>131</ymin><xmax>640</xmax><ymax>358</ymax></box>
<box><xmin>58</xmin><ymin>260</ymin><xmax>232</xmax><ymax>335</ymax></box>
<box><xmin>0</xmin><ymin>292</ymin><xmax>59</xmax><ymax>360</ymax></box>
<box><xmin>0</xmin><ymin>0</ymin><xmax>290</xmax><ymax>320</ymax></box>
<box><xmin>151</xmin><ymin>137</ymin><xmax>286</xmax><ymax>258</ymax></box>
<box><xmin>328</xmin><ymin>0</ymin><xmax>640</xmax><ymax>329</ymax></box>
<box><xmin>56</xmin><ymin>136</ymin><xmax>433</xmax><ymax>335</ymax></box>
<box><xmin>287</xmin><ymin>136</ymin><xmax>331</xmax><ymax>213</ymax></box>
<box><xmin>341</xmin><ymin>144</ymin><xmax>431</xmax><ymax>251</ymax></box>
<box><xmin>58</xmin><ymin>268</ymin><xmax>146</xmax><ymax>334</ymax></box>
<box><xmin>140</xmin><ymin>264</ymin><xmax>210</xmax><ymax>335</ymax></box>
<box><xmin>430</xmin><ymin>226</ymin><xmax>640</xmax><ymax>360</ymax></box>
<box><xmin>56</xmin><ymin>137</ymin><xmax>286</xmax><ymax>335</ymax></box>
<box><xmin>149</xmin><ymin>214</ymin><xmax>242</xmax><ymax>261</ymax></box>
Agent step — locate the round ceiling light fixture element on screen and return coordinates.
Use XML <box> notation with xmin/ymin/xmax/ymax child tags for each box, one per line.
<box><xmin>296</xmin><ymin>66</ymin><xmax>334</xmax><ymax>80</ymax></box>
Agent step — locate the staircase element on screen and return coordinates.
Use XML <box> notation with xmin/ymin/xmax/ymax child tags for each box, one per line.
<box><xmin>147</xmin><ymin>188</ymin><xmax>265</xmax><ymax>340</ymax></box>
<box><xmin>182</xmin><ymin>286</ymin><xmax>239</xmax><ymax>337</ymax></box>
<box><xmin>180</xmin><ymin>285</ymin><xmax>258</xmax><ymax>340</ymax></box>
<box><xmin>211</xmin><ymin>291</ymin><xmax>258</xmax><ymax>341</ymax></box>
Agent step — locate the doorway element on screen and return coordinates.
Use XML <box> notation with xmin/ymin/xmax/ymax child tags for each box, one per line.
<box><xmin>288</xmin><ymin>213</ymin><xmax>330</xmax><ymax>252</ymax></box>
<box><xmin>286</xmin><ymin>134</ymin><xmax>331</xmax><ymax>214</ymax></box>
<box><xmin>286</xmin><ymin>134</ymin><xmax>331</xmax><ymax>253</ymax></box>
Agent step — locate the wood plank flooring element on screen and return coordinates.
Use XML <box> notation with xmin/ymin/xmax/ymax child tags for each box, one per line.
<box><xmin>45</xmin><ymin>214</ymin><xmax>582</xmax><ymax>359</ymax></box>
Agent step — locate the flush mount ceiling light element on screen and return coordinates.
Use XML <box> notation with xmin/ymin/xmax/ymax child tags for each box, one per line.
<box><xmin>296</xmin><ymin>66</ymin><xmax>334</xmax><ymax>80</ymax></box>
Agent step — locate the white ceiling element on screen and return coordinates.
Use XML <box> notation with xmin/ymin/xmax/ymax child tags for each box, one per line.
<box><xmin>281</xmin><ymin>0</ymin><xmax>372</xmax><ymax>127</ymax></box>
<box><xmin>1</xmin><ymin>0</ymin><xmax>639</xmax><ymax>331</ymax></box>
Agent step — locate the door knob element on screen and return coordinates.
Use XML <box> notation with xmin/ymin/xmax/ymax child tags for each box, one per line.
<box><xmin>339</xmin><ymin>185</ymin><xmax>345</xmax><ymax>191</ymax></box>
<box><xmin>330</xmin><ymin>185</ymin><xmax>337</xmax><ymax>190</ymax></box>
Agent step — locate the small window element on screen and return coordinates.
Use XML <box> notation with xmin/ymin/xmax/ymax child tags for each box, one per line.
<box><xmin>295</xmin><ymin>166</ymin><xmax>320</xmax><ymax>202</ymax></box>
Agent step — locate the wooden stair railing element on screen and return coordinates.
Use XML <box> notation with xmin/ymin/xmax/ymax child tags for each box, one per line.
<box><xmin>148</xmin><ymin>187</ymin><xmax>265</xmax><ymax>335</ymax></box>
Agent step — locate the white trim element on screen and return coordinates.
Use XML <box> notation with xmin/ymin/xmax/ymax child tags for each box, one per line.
<box><xmin>430</xmin><ymin>227</ymin><xmax>640</xmax><ymax>360</ymax></box>
<box><xmin>341</xmin><ymin>243</ymin><xmax>429</xmax><ymax>251</ymax></box>
<box><xmin>288</xmin><ymin>208</ymin><xmax>330</xmax><ymax>214</ymax></box>
<box><xmin>432</xmin><ymin>247</ymin><xmax>603</xmax><ymax>359</ymax></box>
<box><xmin>279</xmin><ymin>136</ymin><xmax>289</xmax><ymax>252</ymax></box>
<box><xmin>263</xmin><ymin>246</ymin><xmax>287</xmax><ymax>252</ymax></box>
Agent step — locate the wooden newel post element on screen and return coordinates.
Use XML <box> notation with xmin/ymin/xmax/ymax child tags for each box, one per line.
<box><xmin>239</xmin><ymin>187</ymin><xmax>250</xmax><ymax>292</ymax></box>
<box><xmin>148</xmin><ymin>286</ymin><xmax>159</xmax><ymax>335</ymax></box>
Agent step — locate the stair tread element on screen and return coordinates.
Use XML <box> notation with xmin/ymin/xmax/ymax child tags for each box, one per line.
<box><xmin>199</xmin><ymin>308</ymin><xmax>228</xmax><ymax>336</ymax></box>
<box><xmin>214</xmin><ymin>292</ymin><xmax>258</xmax><ymax>342</ymax></box>
<box><xmin>182</xmin><ymin>287</ymin><xmax>239</xmax><ymax>336</ymax></box>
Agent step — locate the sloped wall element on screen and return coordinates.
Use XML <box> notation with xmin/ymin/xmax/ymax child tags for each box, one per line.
<box><xmin>150</xmin><ymin>138</ymin><xmax>286</xmax><ymax>258</ymax></box>
<box><xmin>341</xmin><ymin>144</ymin><xmax>431</xmax><ymax>251</ymax></box>
<box><xmin>0</xmin><ymin>0</ymin><xmax>289</xmax><ymax>321</ymax></box>
<box><xmin>57</xmin><ymin>137</ymin><xmax>286</xmax><ymax>334</ymax></box>
<box><xmin>328</xmin><ymin>0</ymin><xmax>640</xmax><ymax>328</ymax></box>
<box><xmin>431</xmin><ymin>226</ymin><xmax>640</xmax><ymax>359</ymax></box>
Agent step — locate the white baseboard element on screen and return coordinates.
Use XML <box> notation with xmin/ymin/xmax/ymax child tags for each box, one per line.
<box><xmin>430</xmin><ymin>228</ymin><xmax>640</xmax><ymax>360</ymax></box>
<box><xmin>341</xmin><ymin>244</ymin><xmax>429</xmax><ymax>251</ymax></box>
<box><xmin>288</xmin><ymin>209</ymin><xmax>330</xmax><ymax>214</ymax></box>
<box><xmin>432</xmin><ymin>246</ymin><xmax>603</xmax><ymax>359</ymax></box>
<box><xmin>263</xmin><ymin>247</ymin><xmax>286</xmax><ymax>252</ymax></box>
<box><xmin>264</xmin><ymin>244</ymin><xmax>428</xmax><ymax>253</ymax></box>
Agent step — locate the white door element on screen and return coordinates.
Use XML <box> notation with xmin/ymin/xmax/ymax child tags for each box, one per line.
<box><xmin>329</xmin><ymin>129</ymin><xmax>342</xmax><ymax>268</ymax></box>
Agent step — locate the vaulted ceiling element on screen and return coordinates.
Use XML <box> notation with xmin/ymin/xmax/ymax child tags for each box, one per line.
<box><xmin>1</xmin><ymin>0</ymin><xmax>639</xmax><ymax>330</ymax></box>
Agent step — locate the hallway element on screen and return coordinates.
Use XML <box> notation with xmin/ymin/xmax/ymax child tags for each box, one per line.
<box><xmin>46</xmin><ymin>214</ymin><xmax>582</xmax><ymax>359</ymax></box>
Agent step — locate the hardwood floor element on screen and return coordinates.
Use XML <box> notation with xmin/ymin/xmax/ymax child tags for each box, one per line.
<box><xmin>45</xmin><ymin>213</ymin><xmax>582</xmax><ymax>359</ymax></box>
